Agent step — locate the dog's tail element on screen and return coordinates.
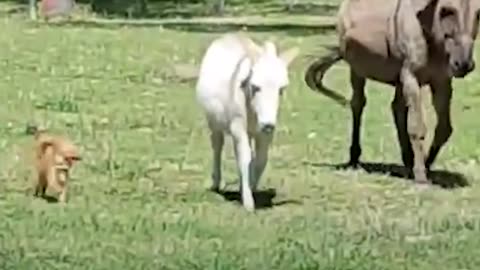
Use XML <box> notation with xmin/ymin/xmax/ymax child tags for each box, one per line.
<box><xmin>304</xmin><ymin>46</ymin><xmax>349</xmax><ymax>107</ymax></box>
<box><xmin>27</xmin><ymin>126</ymin><xmax>57</xmax><ymax>159</ymax></box>
<box><xmin>25</xmin><ymin>123</ymin><xmax>46</xmax><ymax>138</ymax></box>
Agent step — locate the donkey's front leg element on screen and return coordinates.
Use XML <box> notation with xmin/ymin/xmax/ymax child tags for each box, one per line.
<box><xmin>251</xmin><ymin>133</ymin><xmax>273</xmax><ymax>191</ymax></box>
<box><xmin>209</xmin><ymin>130</ymin><xmax>225</xmax><ymax>192</ymax></box>
<box><xmin>231</xmin><ymin>121</ymin><xmax>255</xmax><ymax>211</ymax></box>
<box><xmin>400</xmin><ymin>66</ymin><xmax>428</xmax><ymax>185</ymax></box>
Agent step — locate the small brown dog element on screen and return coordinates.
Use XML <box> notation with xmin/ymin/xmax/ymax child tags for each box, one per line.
<box><xmin>33</xmin><ymin>130</ymin><xmax>81</xmax><ymax>203</ymax></box>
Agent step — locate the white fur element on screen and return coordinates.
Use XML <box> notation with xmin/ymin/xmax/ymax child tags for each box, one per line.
<box><xmin>196</xmin><ymin>33</ymin><xmax>298</xmax><ymax>211</ymax></box>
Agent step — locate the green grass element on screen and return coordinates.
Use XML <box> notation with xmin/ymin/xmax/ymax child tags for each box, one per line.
<box><xmin>2</xmin><ymin>8</ymin><xmax>480</xmax><ymax>270</ymax></box>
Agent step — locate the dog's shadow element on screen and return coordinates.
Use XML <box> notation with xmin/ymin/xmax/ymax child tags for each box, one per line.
<box><xmin>215</xmin><ymin>188</ymin><xmax>302</xmax><ymax>210</ymax></box>
<box><xmin>304</xmin><ymin>161</ymin><xmax>469</xmax><ymax>189</ymax></box>
<box><xmin>24</xmin><ymin>186</ymin><xmax>60</xmax><ymax>203</ymax></box>
<box><xmin>43</xmin><ymin>195</ymin><xmax>60</xmax><ymax>203</ymax></box>
<box><xmin>31</xmin><ymin>194</ymin><xmax>59</xmax><ymax>203</ymax></box>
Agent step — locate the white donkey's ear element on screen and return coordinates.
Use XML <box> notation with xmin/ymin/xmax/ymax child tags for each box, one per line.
<box><xmin>237</xmin><ymin>57</ymin><xmax>253</xmax><ymax>88</ymax></box>
<box><xmin>263</xmin><ymin>41</ymin><xmax>277</xmax><ymax>56</ymax></box>
<box><xmin>279</xmin><ymin>46</ymin><xmax>299</xmax><ymax>66</ymax></box>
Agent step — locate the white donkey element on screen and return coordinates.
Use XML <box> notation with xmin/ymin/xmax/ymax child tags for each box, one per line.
<box><xmin>196</xmin><ymin>33</ymin><xmax>298</xmax><ymax>211</ymax></box>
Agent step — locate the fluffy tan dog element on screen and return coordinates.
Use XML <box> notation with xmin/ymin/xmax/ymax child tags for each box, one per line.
<box><xmin>33</xmin><ymin>130</ymin><xmax>81</xmax><ymax>203</ymax></box>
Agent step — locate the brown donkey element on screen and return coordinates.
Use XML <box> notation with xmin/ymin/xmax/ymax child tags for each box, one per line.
<box><xmin>305</xmin><ymin>0</ymin><xmax>479</xmax><ymax>185</ymax></box>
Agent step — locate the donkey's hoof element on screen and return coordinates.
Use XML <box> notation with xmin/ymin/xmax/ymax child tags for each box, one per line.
<box><xmin>414</xmin><ymin>180</ymin><xmax>431</xmax><ymax>191</ymax></box>
<box><xmin>346</xmin><ymin>160</ymin><xmax>360</xmax><ymax>169</ymax></box>
<box><xmin>209</xmin><ymin>186</ymin><xmax>221</xmax><ymax>193</ymax></box>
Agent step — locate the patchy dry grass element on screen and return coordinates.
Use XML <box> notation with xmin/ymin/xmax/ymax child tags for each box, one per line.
<box><xmin>1</xmin><ymin>8</ymin><xmax>480</xmax><ymax>269</ymax></box>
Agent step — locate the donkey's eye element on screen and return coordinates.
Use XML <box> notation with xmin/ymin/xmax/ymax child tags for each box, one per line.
<box><xmin>444</xmin><ymin>32</ymin><xmax>454</xmax><ymax>39</ymax></box>
<box><xmin>251</xmin><ymin>85</ymin><xmax>260</xmax><ymax>95</ymax></box>
<box><xmin>440</xmin><ymin>7</ymin><xmax>456</xmax><ymax>19</ymax></box>
<box><xmin>279</xmin><ymin>87</ymin><xmax>286</xmax><ymax>96</ymax></box>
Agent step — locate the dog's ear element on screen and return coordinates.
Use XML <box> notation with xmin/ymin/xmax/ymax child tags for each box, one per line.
<box><xmin>35</xmin><ymin>137</ymin><xmax>55</xmax><ymax>157</ymax></box>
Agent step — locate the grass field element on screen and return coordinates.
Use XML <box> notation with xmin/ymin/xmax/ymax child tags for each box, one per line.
<box><xmin>2</xmin><ymin>3</ymin><xmax>480</xmax><ymax>269</ymax></box>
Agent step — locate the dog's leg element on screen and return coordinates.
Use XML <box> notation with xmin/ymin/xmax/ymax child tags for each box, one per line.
<box><xmin>34</xmin><ymin>180</ymin><xmax>47</xmax><ymax>198</ymax></box>
<box><xmin>400</xmin><ymin>66</ymin><xmax>428</xmax><ymax>185</ymax></box>
<box><xmin>55</xmin><ymin>170</ymin><xmax>68</xmax><ymax>203</ymax></box>
<box><xmin>34</xmin><ymin>183</ymin><xmax>41</xmax><ymax>197</ymax></box>
<box><xmin>425</xmin><ymin>78</ymin><xmax>453</xmax><ymax>170</ymax></box>
<box><xmin>47</xmin><ymin>166</ymin><xmax>69</xmax><ymax>203</ymax></box>
<box><xmin>209</xmin><ymin>130</ymin><xmax>224</xmax><ymax>192</ymax></box>
<box><xmin>348</xmin><ymin>69</ymin><xmax>366</xmax><ymax>167</ymax></box>
<box><xmin>58</xmin><ymin>186</ymin><xmax>67</xmax><ymax>203</ymax></box>
<box><xmin>252</xmin><ymin>133</ymin><xmax>273</xmax><ymax>191</ymax></box>
<box><xmin>231</xmin><ymin>121</ymin><xmax>255</xmax><ymax>211</ymax></box>
<box><xmin>392</xmin><ymin>85</ymin><xmax>414</xmax><ymax>170</ymax></box>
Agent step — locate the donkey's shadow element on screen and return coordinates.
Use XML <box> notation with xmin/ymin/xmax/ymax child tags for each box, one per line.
<box><xmin>214</xmin><ymin>188</ymin><xmax>302</xmax><ymax>210</ymax></box>
<box><xmin>304</xmin><ymin>161</ymin><xmax>469</xmax><ymax>189</ymax></box>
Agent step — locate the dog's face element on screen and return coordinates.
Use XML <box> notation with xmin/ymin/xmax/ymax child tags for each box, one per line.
<box><xmin>432</xmin><ymin>0</ymin><xmax>480</xmax><ymax>77</ymax></box>
<box><xmin>55</xmin><ymin>140</ymin><xmax>81</xmax><ymax>169</ymax></box>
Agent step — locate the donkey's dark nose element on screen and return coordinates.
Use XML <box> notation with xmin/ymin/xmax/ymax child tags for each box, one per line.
<box><xmin>465</xmin><ymin>60</ymin><xmax>475</xmax><ymax>73</ymax></box>
<box><xmin>261</xmin><ymin>123</ymin><xmax>275</xmax><ymax>134</ymax></box>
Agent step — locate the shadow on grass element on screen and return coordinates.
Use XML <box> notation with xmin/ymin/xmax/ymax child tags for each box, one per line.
<box><xmin>88</xmin><ymin>1</ymin><xmax>338</xmax><ymax>19</ymax></box>
<box><xmin>38</xmin><ymin>195</ymin><xmax>59</xmax><ymax>203</ymax></box>
<box><xmin>0</xmin><ymin>5</ymin><xmax>26</xmax><ymax>15</ymax></box>
<box><xmin>215</xmin><ymin>188</ymin><xmax>302</xmax><ymax>210</ymax></box>
<box><xmin>161</xmin><ymin>22</ymin><xmax>334</xmax><ymax>36</ymax></box>
<box><xmin>281</xmin><ymin>3</ymin><xmax>338</xmax><ymax>16</ymax></box>
<box><xmin>304</xmin><ymin>161</ymin><xmax>469</xmax><ymax>189</ymax></box>
<box><xmin>38</xmin><ymin>19</ymin><xmax>335</xmax><ymax>36</ymax></box>
<box><xmin>25</xmin><ymin>186</ymin><xmax>60</xmax><ymax>203</ymax></box>
<box><xmin>136</xmin><ymin>2</ymin><xmax>339</xmax><ymax>19</ymax></box>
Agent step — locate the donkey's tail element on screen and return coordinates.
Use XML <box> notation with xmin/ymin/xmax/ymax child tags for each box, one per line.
<box><xmin>304</xmin><ymin>46</ymin><xmax>349</xmax><ymax>107</ymax></box>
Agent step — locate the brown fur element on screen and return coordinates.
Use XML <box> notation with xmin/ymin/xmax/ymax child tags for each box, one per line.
<box><xmin>305</xmin><ymin>0</ymin><xmax>480</xmax><ymax>185</ymax></box>
<box><xmin>33</xmin><ymin>130</ymin><xmax>81</xmax><ymax>203</ymax></box>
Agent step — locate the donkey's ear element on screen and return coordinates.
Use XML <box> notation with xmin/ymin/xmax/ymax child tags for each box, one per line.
<box><xmin>413</xmin><ymin>0</ymin><xmax>437</xmax><ymax>14</ymax></box>
<box><xmin>415</xmin><ymin>0</ymin><xmax>438</xmax><ymax>33</ymax></box>
<box><xmin>263</xmin><ymin>41</ymin><xmax>277</xmax><ymax>56</ymax></box>
<box><xmin>279</xmin><ymin>46</ymin><xmax>300</xmax><ymax>66</ymax></box>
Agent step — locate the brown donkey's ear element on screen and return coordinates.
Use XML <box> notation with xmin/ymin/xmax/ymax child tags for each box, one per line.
<box><xmin>412</xmin><ymin>0</ymin><xmax>438</xmax><ymax>14</ymax></box>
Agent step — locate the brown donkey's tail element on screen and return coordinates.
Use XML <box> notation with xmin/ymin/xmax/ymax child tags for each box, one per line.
<box><xmin>304</xmin><ymin>46</ymin><xmax>349</xmax><ymax>107</ymax></box>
